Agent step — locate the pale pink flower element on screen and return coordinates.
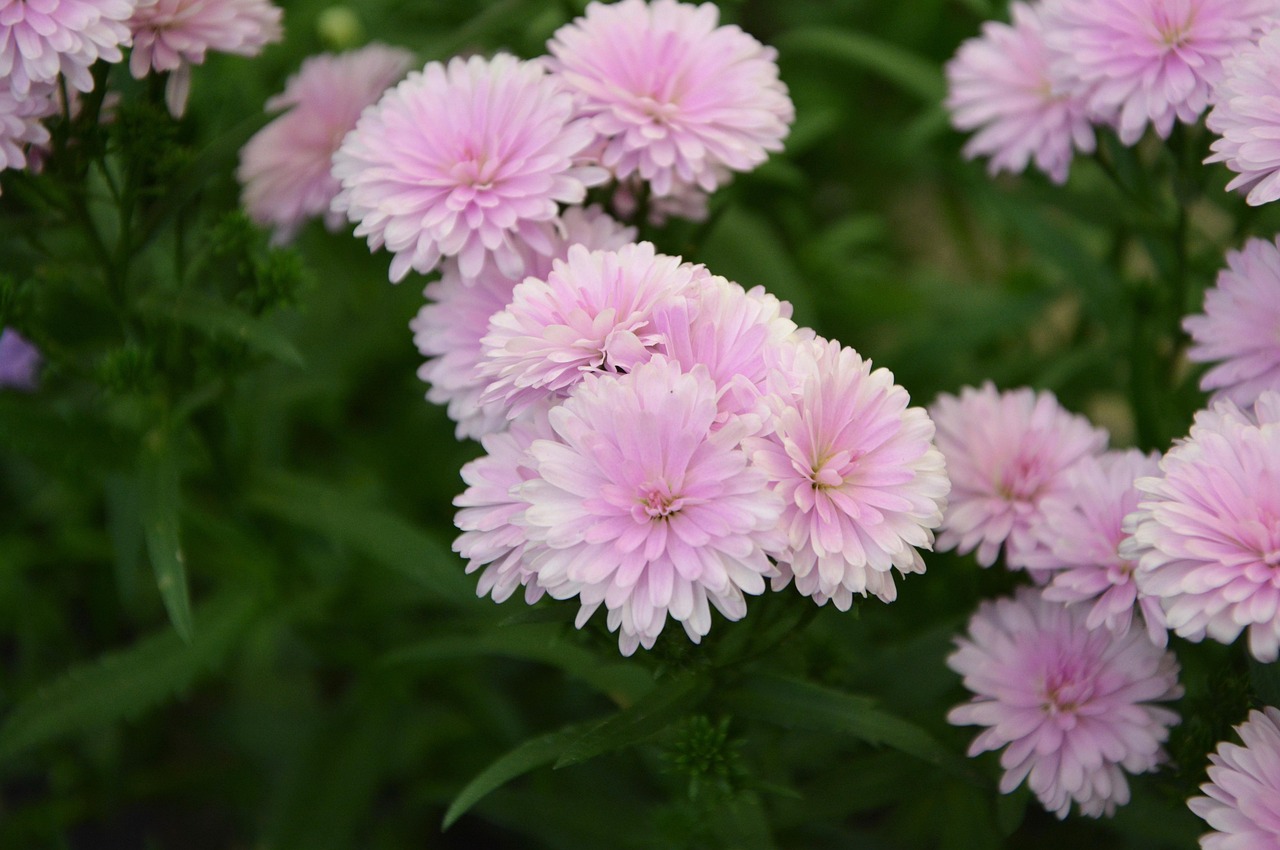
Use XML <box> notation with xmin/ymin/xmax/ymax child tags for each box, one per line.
<box><xmin>1044</xmin><ymin>0</ymin><xmax>1276</xmax><ymax>145</ymax></box>
<box><xmin>1184</xmin><ymin>235</ymin><xmax>1280</xmax><ymax>407</ymax></box>
<box><xmin>129</xmin><ymin>0</ymin><xmax>283</xmax><ymax>116</ymax></box>
<box><xmin>0</xmin><ymin>78</ymin><xmax>55</xmax><ymax>192</ymax></box>
<box><xmin>1024</xmin><ymin>449</ymin><xmax>1168</xmax><ymax>644</ymax></box>
<box><xmin>744</xmin><ymin>338</ymin><xmax>949</xmax><ymax>609</ymax></box>
<box><xmin>238</xmin><ymin>44</ymin><xmax>413</xmax><ymax>245</ymax></box>
<box><xmin>519</xmin><ymin>357</ymin><xmax>783</xmax><ymax>655</ymax></box>
<box><xmin>547</xmin><ymin>0</ymin><xmax>793</xmax><ymax>199</ymax></box>
<box><xmin>931</xmin><ymin>382</ymin><xmax>1108</xmax><ymax>568</ymax></box>
<box><xmin>412</xmin><ymin>205</ymin><xmax>635</xmax><ymax>440</ymax></box>
<box><xmin>948</xmin><ymin>587</ymin><xmax>1182</xmax><ymax>819</ymax></box>
<box><xmin>0</xmin><ymin>327</ymin><xmax>40</xmax><ymax>390</ymax></box>
<box><xmin>0</xmin><ymin>0</ymin><xmax>135</xmax><ymax>96</ymax></box>
<box><xmin>945</xmin><ymin>2</ymin><xmax>1096</xmax><ymax>184</ymax></box>
<box><xmin>1188</xmin><ymin>706</ymin><xmax>1280</xmax><ymax>849</ymax></box>
<box><xmin>332</xmin><ymin>53</ymin><xmax>608</xmax><ymax>283</ymax></box>
<box><xmin>478</xmin><ymin>241</ymin><xmax>702</xmax><ymax>419</ymax></box>
<box><xmin>1127</xmin><ymin>393</ymin><xmax>1280</xmax><ymax>662</ymax></box>
<box><xmin>1206</xmin><ymin>28</ymin><xmax>1280</xmax><ymax>205</ymax></box>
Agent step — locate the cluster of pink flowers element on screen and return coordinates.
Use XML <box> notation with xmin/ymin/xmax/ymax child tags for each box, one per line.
<box><xmin>945</xmin><ymin>0</ymin><xmax>1276</xmax><ymax>183</ymax></box>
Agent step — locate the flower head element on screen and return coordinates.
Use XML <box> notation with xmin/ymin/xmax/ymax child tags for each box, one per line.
<box><xmin>547</xmin><ymin>0</ymin><xmax>793</xmax><ymax>198</ymax></box>
<box><xmin>930</xmin><ymin>382</ymin><xmax>1108</xmax><ymax>568</ymax></box>
<box><xmin>332</xmin><ymin>53</ymin><xmax>607</xmax><ymax>283</ymax></box>
<box><xmin>0</xmin><ymin>0</ymin><xmax>135</xmax><ymax>96</ymax></box>
<box><xmin>1044</xmin><ymin>0</ymin><xmax>1275</xmax><ymax>145</ymax></box>
<box><xmin>1188</xmin><ymin>706</ymin><xmax>1280</xmax><ymax>849</ymax></box>
<box><xmin>945</xmin><ymin>2</ymin><xmax>1096</xmax><ymax>184</ymax></box>
<box><xmin>0</xmin><ymin>78</ymin><xmax>54</xmax><ymax>192</ymax></box>
<box><xmin>1206</xmin><ymin>28</ymin><xmax>1280</xmax><ymax>205</ymax></box>
<box><xmin>948</xmin><ymin>587</ymin><xmax>1182</xmax><ymax>819</ymax></box>
<box><xmin>1127</xmin><ymin>393</ymin><xmax>1280</xmax><ymax>662</ymax></box>
<box><xmin>238</xmin><ymin>44</ymin><xmax>414</xmax><ymax>245</ymax></box>
<box><xmin>1184</xmin><ymin>235</ymin><xmax>1280</xmax><ymax>407</ymax></box>
<box><xmin>745</xmin><ymin>338</ymin><xmax>949</xmax><ymax>608</ymax></box>
<box><xmin>0</xmin><ymin>327</ymin><xmax>40</xmax><ymax>390</ymax></box>
<box><xmin>519</xmin><ymin>356</ymin><xmax>783</xmax><ymax>655</ymax></box>
<box><xmin>129</xmin><ymin>0</ymin><xmax>284</xmax><ymax>116</ymax></box>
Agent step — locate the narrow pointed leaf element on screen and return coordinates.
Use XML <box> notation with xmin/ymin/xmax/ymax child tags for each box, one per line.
<box><xmin>555</xmin><ymin>671</ymin><xmax>709</xmax><ymax>768</ymax></box>
<box><xmin>139</xmin><ymin>426</ymin><xmax>194</xmax><ymax>642</ymax></box>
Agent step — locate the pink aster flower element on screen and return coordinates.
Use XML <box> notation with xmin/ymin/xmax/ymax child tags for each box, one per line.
<box><xmin>945</xmin><ymin>2</ymin><xmax>1096</xmax><ymax>184</ymax></box>
<box><xmin>547</xmin><ymin>0</ymin><xmax>793</xmax><ymax>198</ymax></box>
<box><xmin>948</xmin><ymin>587</ymin><xmax>1182</xmax><ymax>819</ymax></box>
<box><xmin>519</xmin><ymin>356</ymin><xmax>783</xmax><ymax>655</ymax></box>
<box><xmin>744</xmin><ymin>338</ymin><xmax>949</xmax><ymax>609</ymax></box>
<box><xmin>1184</xmin><ymin>236</ymin><xmax>1280</xmax><ymax>408</ymax></box>
<box><xmin>332</xmin><ymin>53</ymin><xmax>608</xmax><ymax>284</ymax></box>
<box><xmin>478</xmin><ymin>241</ymin><xmax>702</xmax><ymax>419</ymax></box>
<box><xmin>1127</xmin><ymin>393</ymin><xmax>1280</xmax><ymax>662</ymax></box>
<box><xmin>1023</xmin><ymin>449</ymin><xmax>1168</xmax><ymax>644</ymax></box>
<box><xmin>0</xmin><ymin>78</ymin><xmax>55</xmax><ymax>192</ymax></box>
<box><xmin>1043</xmin><ymin>0</ymin><xmax>1276</xmax><ymax>145</ymax></box>
<box><xmin>1206</xmin><ymin>28</ymin><xmax>1280</xmax><ymax>205</ymax></box>
<box><xmin>1188</xmin><ymin>706</ymin><xmax>1280</xmax><ymax>848</ymax></box>
<box><xmin>238</xmin><ymin>44</ymin><xmax>414</xmax><ymax>245</ymax></box>
<box><xmin>931</xmin><ymin>382</ymin><xmax>1108</xmax><ymax>568</ymax></box>
<box><xmin>0</xmin><ymin>0</ymin><xmax>135</xmax><ymax>97</ymax></box>
<box><xmin>128</xmin><ymin>0</ymin><xmax>284</xmax><ymax>116</ymax></box>
<box><xmin>412</xmin><ymin>205</ymin><xmax>635</xmax><ymax>440</ymax></box>
<box><xmin>0</xmin><ymin>327</ymin><xmax>40</xmax><ymax>390</ymax></box>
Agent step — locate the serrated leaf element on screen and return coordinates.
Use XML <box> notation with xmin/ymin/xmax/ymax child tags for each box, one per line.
<box><xmin>780</xmin><ymin>28</ymin><xmax>944</xmax><ymax>104</ymax></box>
<box><xmin>443</xmin><ymin>724</ymin><xmax>588</xmax><ymax>830</ymax></box>
<box><xmin>0</xmin><ymin>591</ymin><xmax>256</xmax><ymax>761</ymax></box>
<box><xmin>138</xmin><ymin>292</ymin><xmax>304</xmax><ymax>367</ymax></box>
<box><xmin>555</xmin><ymin>671</ymin><xmax>709</xmax><ymax>769</ymax></box>
<box><xmin>249</xmin><ymin>471</ymin><xmax>475</xmax><ymax>604</ymax></box>
<box><xmin>139</xmin><ymin>426</ymin><xmax>194</xmax><ymax>642</ymax></box>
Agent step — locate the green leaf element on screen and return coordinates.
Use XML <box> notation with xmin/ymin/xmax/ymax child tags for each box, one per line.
<box><xmin>138</xmin><ymin>292</ymin><xmax>305</xmax><ymax>367</ymax></box>
<box><xmin>249</xmin><ymin>471</ymin><xmax>476</xmax><ymax>604</ymax></box>
<box><xmin>139</xmin><ymin>426</ymin><xmax>194</xmax><ymax>642</ymax></box>
<box><xmin>0</xmin><ymin>591</ymin><xmax>256</xmax><ymax>761</ymax></box>
<box><xmin>780</xmin><ymin>28</ymin><xmax>944</xmax><ymax>104</ymax></box>
<box><xmin>443</xmin><ymin>724</ymin><xmax>588</xmax><ymax>830</ymax></box>
<box><xmin>555</xmin><ymin>671</ymin><xmax>710</xmax><ymax>768</ymax></box>
<box><xmin>723</xmin><ymin>674</ymin><xmax>982</xmax><ymax>784</ymax></box>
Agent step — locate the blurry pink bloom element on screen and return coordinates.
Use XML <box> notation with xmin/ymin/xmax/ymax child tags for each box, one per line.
<box><xmin>1024</xmin><ymin>449</ymin><xmax>1168</xmax><ymax>644</ymax></box>
<box><xmin>1184</xmin><ymin>236</ymin><xmax>1280</xmax><ymax>408</ymax></box>
<box><xmin>611</xmin><ymin>174</ymin><xmax>714</xmax><ymax>224</ymax></box>
<box><xmin>0</xmin><ymin>79</ymin><xmax>55</xmax><ymax>192</ymax></box>
<box><xmin>945</xmin><ymin>2</ymin><xmax>1095</xmax><ymax>184</ymax></box>
<box><xmin>479</xmin><ymin>241</ymin><xmax>701</xmax><ymax>418</ymax></box>
<box><xmin>1206</xmin><ymin>28</ymin><xmax>1280</xmax><ymax>205</ymax></box>
<box><xmin>519</xmin><ymin>356</ymin><xmax>783</xmax><ymax>655</ymax></box>
<box><xmin>238</xmin><ymin>44</ymin><xmax>414</xmax><ymax>245</ymax></box>
<box><xmin>931</xmin><ymin>382</ymin><xmax>1108</xmax><ymax>568</ymax></box>
<box><xmin>745</xmin><ymin>338</ymin><xmax>949</xmax><ymax>608</ymax></box>
<box><xmin>1127</xmin><ymin>394</ymin><xmax>1280</xmax><ymax>662</ymax></box>
<box><xmin>332</xmin><ymin>53</ymin><xmax>608</xmax><ymax>283</ymax></box>
<box><xmin>0</xmin><ymin>0</ymin><xmax>135</xmax><ymax>96</ymax></box>
<box><xmin>0</xmin><ymin>327</ymin><xmax>41</xmax><ymax>390</ymax></box>
<box><xmin>547</xmin><ymin>0</ymin><xmax>793</xmax><ymax>198</ymax></box>
<box><xmin>412</xmin><ymin>205</ymin><xmax>635</xmax><ymax>440</ymax></box>
<box><xmin>1044</xmin><ymin>0</ymin><xmax>1275</xmax><ymax>145</ymax></box>
<box><xmin>948</xmin><ymin>587</ymin><xmax>1182</xmax><ymax>819</ymax></box>
<box><xmin>1188</xmin><ymin>706</ymin><xmax>1280</xmax><ymax>848</ymax></box>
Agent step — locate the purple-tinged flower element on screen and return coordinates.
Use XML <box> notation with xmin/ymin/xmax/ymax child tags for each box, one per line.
<box><xmin>412</xmin><ymin>205</ymin><xmax>635</xmax><ymax>440</ymax></box>
<box><xmin>948</xmin><ymin>587</ymin><xmax>1182</xmax><ymax>819</ymax></box>
<box><xmin>0</xmin><ymin>0</ymin><xmax>135</xmax><ymax>97</ymax></box>
<box><xmin>332</xmin><ymin>53</ymin><xmax>608</xmax><ymax>283</ymax></box>
<box><xmin>1023</xmin><ymin>449</ymin><xmax>1168</xmax><ymax>644</ymax></box>
<box><xmin>547</xmin><ymin>0</ymin><xmax>793</xmax><ymax>199</ymax></box>
<box><xmin>1184</xmin><ymin>236</ymin><xmax>1280</xmax><ymax>407</ymax></box>
<box><xmin>479</xmin><ymin>241</ymin><xmax>701</xmax><ymax>419</ymax></box>
<box><xmin>0</xmin><ymin>78</ymin><xmax>55</xmax><ymax>192</ymax></box>
<box><xmin>238</xmin><ymin>44</ymin><xmax>413</xmax><ymax>245</ymax></box>
<box><xmin>0</xmin><ymin>327</ymin><xmax>40</xmax><ymax>390</ymax></box>
<box><xmin>945</xmin><ymin>2</ymin><xmax>1096</xmax><ymax>184</ymax></box>
<box><xmin>1127</xmin><ymin>394</ymin><xmax>1280</xmax><ymax>662</ymax></box>
<box><xmin>1206</xmin><ymin>28</ymin><xmax>1280</xmax><ymax>205</ymax></box>
<box><xmin>1188</xmin><ymin>706</ymin><xmax>1280</xmax><ymax>848</ymax></box>
<box><xmin>745</xmin><ymin>338</ymin><xmax>949</xmax><ymax>609</ymax></box>
<box><xmin>519</xmin><ymin>356</ymin><xmax>783</xmax><ymax>655</ymax></box>
<box><xmin>1043</xmin><ymin>0</ymin><xmax>1276</xmax><ymax>145</ymax></box>
<box><xmin>931</xmin><ymin>382</ymin><xmax>1108</xmax><ymax>568</ymax></box>
<box><xmin>128</xmin><ymin>0</ymin><xmax>284</xmax><ymax>116</ymax></box>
